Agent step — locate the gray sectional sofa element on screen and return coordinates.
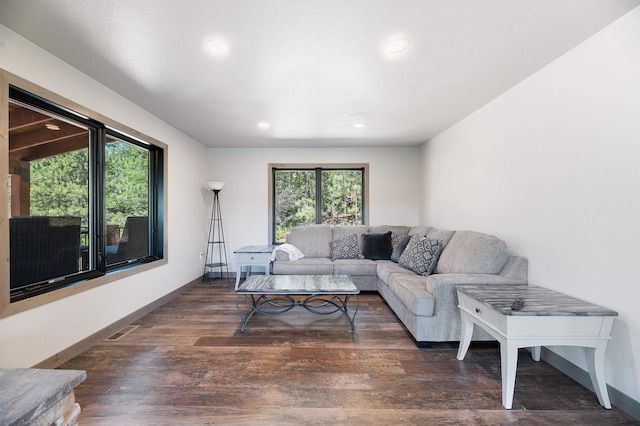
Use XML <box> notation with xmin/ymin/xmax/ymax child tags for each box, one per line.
<box><xmin>272</xmin><ymin>225</ymin><xmax>528</xmax><ymax>343</ymax></box>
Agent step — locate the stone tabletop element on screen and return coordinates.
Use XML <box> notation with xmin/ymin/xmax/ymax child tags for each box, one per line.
<box><xmin>457</xmin><ymin>284</ymin><xmax>618</xmax><ymax>317</ymax></box>
<box><xmin>0</xmin><ymin>368</ymin><xmax>86</xmax><ymax>425</ymax></box>
<box><xmin>234</xmin><ymin>245</ymin><xmax>275</xmax><ymax>253</ymax></box>
<box><xmin>237</xmin><ymin>274</ymin><xmax>359</xmax><ymax>293</ymax></box>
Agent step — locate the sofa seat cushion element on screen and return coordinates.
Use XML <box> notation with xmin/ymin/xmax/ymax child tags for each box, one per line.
<box><xmin>387</xmin><ymin>273</ymin><xmax>435</xmax><ymax>316</ymax></box>
<box><xmin>272</xmin><ymin>258</ymin><xmax>334</xmax><ymax>275</ymax></box>
<box><xmin>333</xmin><ymin>258</ymin><xmax>378</xmax><ymax>276</ymax></box>
<box><xmin>437</xmin><ymin>230</ymin><xmax>510</xmax><ymax>274</ymax></box>
<box><xmin>287</xmin><ymin>225</ymin><xmax>332</xmax><ymax>258</ymax></box>
<box><xmin>376</xmin><ymin>260</ymin><xmax>415</xmax><ymax>283</ymax></box>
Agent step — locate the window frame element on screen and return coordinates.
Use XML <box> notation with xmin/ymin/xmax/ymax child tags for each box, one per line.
<box><xmin>268</xmin><ymin>163</ymin><xmax>369</xmax><ymax>245</ymax></box>
<box><xmin>104</xmin><ymin>128</ymin><xmax>164</xmax><ymax>270</ymax></box>
<box><xmin>0</xmin><ymin>68</ymin><xmax>167</xmax><ymax>317</ymax></box>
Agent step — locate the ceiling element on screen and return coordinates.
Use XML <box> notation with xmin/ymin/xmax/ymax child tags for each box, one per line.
<box><xmin>1</xmin><ymin>1</ymin><xmax>638</xmax><ymax>148</ymax></box>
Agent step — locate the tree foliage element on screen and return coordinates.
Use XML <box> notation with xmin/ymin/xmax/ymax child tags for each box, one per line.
<box><xmin>31</xmin><ymin>149</ymin><xmax>90</xmax><ymax>226</ymax></box>
<box><xmin>104</xmin><ymin>141</ymin><xmax>149</xmax><ymax>227</ymax></box>
<box><xmin>274</xmin><ymin>169</ymin><xmax>363</xmax><ymax>241</ymax></box>
<box><xmin>30</xmin><ymin>141</ymin><xmax>149</xmax><ymax>230</ymax></box>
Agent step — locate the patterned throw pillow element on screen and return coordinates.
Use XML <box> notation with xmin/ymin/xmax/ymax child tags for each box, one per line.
<box><xmin>399</xmin><ymin>235</ymin><xmax>443</xmax><ymax>276</ymax></box>
<box><xmin>329</xmin><ymin>233</ymin><xmax>364</xmax><ymax>260</ymax></box>
<box><xmin>391</xmin><ymin>232</ymin><xmax>406</xmax><ymax>250</ymax></box>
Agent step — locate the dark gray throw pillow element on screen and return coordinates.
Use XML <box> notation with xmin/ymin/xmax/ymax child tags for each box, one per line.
<box><xmin>361</xmin><ymin>231</ymin><xmax>393</xmax><ymax>260</ymax></box>
<box><xmin>390</xmin><ymin>235</ymin><xmax>411</xmax><ymax>263</ymax></box>
<box><xmin>399</xmin><ymin>235</ymin><xmax>443</xmax><ymax>276</ymax></box>
<box><xmin>329</xmin><ymin>233</ymin><xmax>364</xmax><ymax>260</ymax></box>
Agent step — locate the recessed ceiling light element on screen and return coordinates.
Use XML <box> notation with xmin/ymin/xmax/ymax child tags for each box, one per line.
<box><xmin>257</xmin><ymin>121</ymin><xmax>271</xmax><ymax>129</ymax></box>
<box><xmin>45</xmin><ymin>123</ymin><xmax>60</xmax><ymax>131</ymax></box>
<box><xmin>353</xmin><ymin>123</ymin><xmax>366</xmax><ymax>128</ymax></box>
<box><xmin>385</xmin><ymin>38</ymin><xmax>409</xmax><ymax>54</ymax></box>
<box><xmin>206</xmin><ymin>40</ymin><xmax>228</xmax><ymax>54</ymax></box>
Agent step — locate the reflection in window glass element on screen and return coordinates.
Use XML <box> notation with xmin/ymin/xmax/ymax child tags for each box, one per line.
<box><xmin>105</xmin><ymin>136</ymin><xmax>150</xmax><ymax>265</ymax></box>
<box><xmin>8</xmin><ymin>100</ymin><xmax>89</xmax><ymax>290</ymax></box>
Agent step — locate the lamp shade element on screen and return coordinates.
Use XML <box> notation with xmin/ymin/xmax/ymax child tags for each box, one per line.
<box><xmin>207</xmin><ymin>181</ymin><xmax>225</xmax><ymax>191</ymax></box>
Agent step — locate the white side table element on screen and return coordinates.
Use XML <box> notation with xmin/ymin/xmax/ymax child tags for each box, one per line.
<box><xmin>456</xmin><ymin>284</ymin><xmax>617</xmax><ymax>410</ymax></box>
<box><xmin>234</xmin><ymin>246</ymin><xmax>274</xmax><ymax>290</ymax></box>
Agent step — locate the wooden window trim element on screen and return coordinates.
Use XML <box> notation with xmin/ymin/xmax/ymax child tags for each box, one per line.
<box><xmin>268</xmin><ymin>163</ymin><xmax>369</xmax><ymax>245</ymax></box>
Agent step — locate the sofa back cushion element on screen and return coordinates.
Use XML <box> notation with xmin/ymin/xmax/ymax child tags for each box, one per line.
<box><xmin>287</xmin><ymin>225</ymin><xmax>332</xmax><ymax>258</ymax></box>
<box><xmin>332</xmin><ymin>225</ymin><xmax>370</xmax><ymax>250</ymax></box>
<box><xmin>437</xmin><ymin>230</ymin><xmax>510</xmax><ymax>275</ymax></box>
<box><xmin>427</xmin><ymin>228</ymin><xmax>455</xmax><ymax>249</ymax></box>
<box><xmin>369</xmin><ymin>225</ymin><xmax>411</xmax><ymax>237</ymax></box>
<box><xmin>409</xmin><ymin>226</ymin><xmax>433</xmax><ymax>236</ymax></box>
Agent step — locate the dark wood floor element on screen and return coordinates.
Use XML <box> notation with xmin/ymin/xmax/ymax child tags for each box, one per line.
<box><xmin>60</xmin><ymin>279</ymin><xmax>638</xmax><ymax>425</ymax></box>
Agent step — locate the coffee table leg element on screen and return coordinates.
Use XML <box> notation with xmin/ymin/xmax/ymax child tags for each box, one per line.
<box><xmin>500</xmin><ymin>340</ymin><xmax>519</xmax><ymax>409</ymax></box>
<box><xmin>235</xmin><ymin>266</ymin><xmax>243</xmax><ymax>290</ymax></box>
<box><xmin>585</xmin><ymin>344</ymin><xmax>611</xmax><ymax>408</ymax></box>
<box><xmin>344</xmin><ymin>294</ymin><xmax>360</xmax><ymax>332</ymax></box>
<box><xmin>236</xmin><ymin>294</ymin><xmax>254</xmax><ymax>332</ymax></box>
<box><xmin>456</xmin><ymin>312</ymin><xmax>474</xmax><ymax>360</ymax></box>
<box><xmin>298</xmin><ymin>293</ymin><xmax>360</xmax><ymax>332</ymax></box>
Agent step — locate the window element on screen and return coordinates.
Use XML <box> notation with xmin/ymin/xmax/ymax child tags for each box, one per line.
<box><xmin>269</xmin><ymin>164</ymin><xmax>368</xmax><ymax>243</ymax></box>
<box><xmin>105</xmin><ymin>132</ymin><xmax>153</xmax><ymax>267</ymax></box>
<box><xmin>2</xmin><ymin>78</ymin><xmax>165</xmax><ymax>310</ymax></box>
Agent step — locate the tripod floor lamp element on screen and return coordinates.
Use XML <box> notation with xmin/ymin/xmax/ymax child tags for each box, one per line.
<box><xmin>203</xmin><ymin>181</ymin><xmax>228</xmax><ymax>281</ymax></box>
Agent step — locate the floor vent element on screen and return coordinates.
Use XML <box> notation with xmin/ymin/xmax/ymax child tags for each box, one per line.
<box><xmin>105</xmin><ymin>325</ymin><xmax>139</xmax><ymax>342</ymax></box>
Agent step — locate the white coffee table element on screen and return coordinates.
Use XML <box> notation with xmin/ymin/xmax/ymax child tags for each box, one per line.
<box><xmin>235</xmin><ymin>275</ymin><xmax>360</xmax><ymax>332</ymax></box>
<box><xmin>456</xmin><ymin>284</ymin><xmax>617</xmax><ymax>409</ymax></box>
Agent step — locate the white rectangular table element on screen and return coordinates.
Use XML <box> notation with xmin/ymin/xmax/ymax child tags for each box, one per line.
<box><xmin>456</xmin><ymin>284</ymin><xmax>618</xmax><ymax>409</ymax></box>
<box><xmin>235</xmin><ymin>275</ymin><xmax>360</xmax><ymax>332</ymax></box>
<box><xmin>233</xmin><ymin>245</ymin><xmax>274</xmax><ymax>290</ymax></box>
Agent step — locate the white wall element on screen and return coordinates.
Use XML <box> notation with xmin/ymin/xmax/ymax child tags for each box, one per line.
<box><xmin>206</xmin><ymin>147</ymin><xmax>421</xmax><ymax>271</ymax></box>
<box><xmin>0</xmin><ymin>25</ymin><xmax>209</xmax><ymax>367</ymax></box>
<box><xmin>421</xmin><ymin>7</ymin><xmax>640</xmax><ymax>402</ymax></box>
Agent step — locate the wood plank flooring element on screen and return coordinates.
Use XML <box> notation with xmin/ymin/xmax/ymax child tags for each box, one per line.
<box><xmin>60</xmin><ymin>279</ymin><xmax>638</xmax><ymax>425</ymax></box>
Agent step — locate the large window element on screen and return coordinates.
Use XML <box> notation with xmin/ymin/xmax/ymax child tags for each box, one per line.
<box><xmin>270</xmin><ymin>164</ymin><xmax>368</xmax><ymax>243</ymax></box>
<box><xmin>2</xmin><ymin>80</ymin><xmax>164</xmax><ymax>309</ymax></box>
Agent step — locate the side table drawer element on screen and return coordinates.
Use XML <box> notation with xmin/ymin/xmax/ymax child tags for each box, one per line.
<box><xmin>458</xmin><ymin>291</ymin><xmax>506</xmax><ymax>333</ymax></box>
<box><xmin>236</xmin><ymin>252</ymin><xmax>271</xmax><ymax>262</ymax></box>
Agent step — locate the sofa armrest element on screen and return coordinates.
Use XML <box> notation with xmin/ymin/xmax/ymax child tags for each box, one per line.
<box><xmin>425</xmin><ymin>274</ymin><xmax>524</xmax><ymax>321</ymax></box>
<box><xmin>427</xmin><ymin>273</ymin><xmax>525</xmax><ymax>289</ymax></box>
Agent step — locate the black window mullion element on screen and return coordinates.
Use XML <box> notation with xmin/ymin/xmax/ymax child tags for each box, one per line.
<box><xmin>315</xmin><ymin>168</ymin><xmax>322</xmax><ymax>224</ymax></box>
<box><xmin>360</xmin><ymin>168</ymin><xmax>366</xmax><ymax>223</ymax></box>
<box><xmin>93</xmin><ymin>126</ymin><xmax>106</xmax><ymax>272</ymax></box>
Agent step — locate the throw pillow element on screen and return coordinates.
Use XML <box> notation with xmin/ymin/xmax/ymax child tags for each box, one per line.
<box><xmin>399</xmin><ymin>235</ymin><xmax>443</xmax><ymax>276</ymax></box>
<box><xmin>329</xmin><ymin>233</ymin><xmax>364</xmax><ymax>260</ymax></box>
<box><xmin>391</xmin><ymin>232</ymin><xmax>406</xmax><ymax>250</ymax></box>
<box><xmin>390</xmin><ymin>235</ymin><xmax>412</xmax><ymax>263</ymax></box>
<box><xmin>361</xmin><ymin>231</ymin><xmax>393</xmax><ymax>260</ymax></box>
